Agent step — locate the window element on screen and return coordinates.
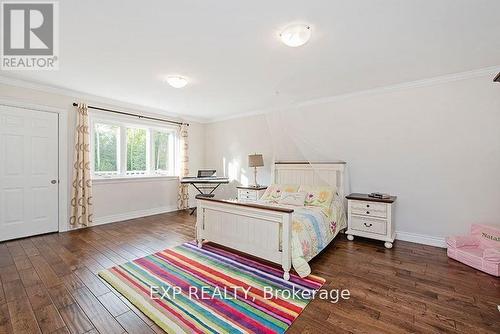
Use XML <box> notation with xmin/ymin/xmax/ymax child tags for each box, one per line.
<box><xmin>152</xmin><ymin>130</ymin><xmax>173</xmax><ymax>174</ymax></box>
<box><xmin>91</xmin><ymin>117</ymin><xmax>178</xmax><ymax>178</ymax></box>
<box><xmin>126</xmin><ymin>127</ymin><xmax>147</xmax><ymax>174</ymax></box>
<box><xmin>93</xmin><ymin>123</ymin><xmax>119</xmax><ymax>175</ymax></box>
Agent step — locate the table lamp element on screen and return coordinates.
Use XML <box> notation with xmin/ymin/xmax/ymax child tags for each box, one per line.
<box><xmin>248</xmin><ymin>154</ymin><xmax>264</xmax><ymax>187</ymax></box>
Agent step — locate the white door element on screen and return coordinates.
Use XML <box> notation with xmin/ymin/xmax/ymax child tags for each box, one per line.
<box><xmin>0</xmin><ymin>105</ymin><xmax>59</xmax><ymax>241</ymax></box>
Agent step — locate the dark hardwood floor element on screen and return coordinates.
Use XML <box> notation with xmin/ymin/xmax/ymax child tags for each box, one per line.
<box><xmin>0</xmin><ymin>211</ymin><xmax>498</xmax><ymax>333</ymax></box>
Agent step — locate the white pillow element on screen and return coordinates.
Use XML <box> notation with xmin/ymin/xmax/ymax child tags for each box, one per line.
<box><xmin>278</xmin><ymin>191</ymin><xmax>307</xmax><ymax>206</ymax></box>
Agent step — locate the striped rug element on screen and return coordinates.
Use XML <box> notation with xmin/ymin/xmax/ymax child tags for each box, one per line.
<box><xmin>99</xmin><ymin>242</ymin><xmax>325</xmax><ymax>334</ymax></box>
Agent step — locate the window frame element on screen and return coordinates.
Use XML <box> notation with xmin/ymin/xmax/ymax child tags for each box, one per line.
<box><xmin>124</xmin><ymin>125</ymin><xmax>149</xmax><ymax>176</ymax></box>
<box><xmin>91</xmin><ymin>122</ymin><xmax>121</xmax><ymax>176</ymax></box>
<box><xmin>89</xmin><ymin>112</ymin><xmax>179</xmax><ymax>180</ymax></box>
<box><xmin>150</xmin><ymin>127</ymin><xmax>175</xmax><ymax>176</ymax></box>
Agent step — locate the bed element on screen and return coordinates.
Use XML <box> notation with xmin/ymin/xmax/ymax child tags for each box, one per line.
<box><xmin>196</xmin><ymin>161</ymin><xmax>347</xmax><ymax>280</ymax></box>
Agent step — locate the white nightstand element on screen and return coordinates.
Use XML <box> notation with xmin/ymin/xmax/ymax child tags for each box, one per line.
<box><xmin>345</xmin><ymin>193</ymin><xmax>397</xmax><ymax>249</ymax></box>
<box><xmin>237</xmin><ymin>186</ymin><xmax>267</xmax><ymax>203</ymax></box>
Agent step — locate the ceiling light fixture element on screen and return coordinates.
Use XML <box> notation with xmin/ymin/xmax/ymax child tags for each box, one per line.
<box><xmin>279</xmin><ymin>23</ymin><xmax>311</xmax><ymax>47</ymax></box>
<box><xmin>165</xmin><ymin>75</ymin><xmax>188</xmax><ymax>88</ymax></box>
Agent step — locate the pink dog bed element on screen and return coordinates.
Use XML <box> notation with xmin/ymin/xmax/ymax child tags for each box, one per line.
<box><xmin>446</xmin><ymin>224</ymin><xmax>500</xmax><ymax>276</ymax></box>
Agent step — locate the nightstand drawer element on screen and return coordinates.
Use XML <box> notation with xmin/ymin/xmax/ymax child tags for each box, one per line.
<box><xmin>237</xmin><ymin>187</ymin><xmax>267</xmax><ymax>202</ymax></box>
<box><xmin>351</xmin><ymin>201</ymin><xmax>387</xmax><ymax>218</ymax></box>
<box><xmin>239</xmin><ymin>189</ymin><xmax>256</xmax><ymax>196</ymax></box>
<box><xmin>350</xmin><ymin>216</ymin><xmax>387</xmax><ymax>235</ymax></box>
<box><xmin>239</xmin><ymin>193</ymin><xmax>257</xmax><ymax>200</ymax></box>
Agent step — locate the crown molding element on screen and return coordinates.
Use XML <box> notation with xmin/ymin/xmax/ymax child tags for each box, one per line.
<box><xmin>494</xmin><ymin>72</ymin><xmax>500</xmax><ymax>82</ymax></box>
<box><xmin>207</xmin><ymin>65</ymin><xmax>500</xmax><ymax>123</ymax></box>
<box><xmin>0</xmin><ymin>97</ymin><xmax>66</xmax><ymax>114</ymax></box>
<box><xmin>2</xmin><ymin>65</ymin><xmax>499</xmax><ymax>125</ymax></box>
<box><xmin>206</xmin><ymin>105</ymin><xmax>286</xmax><ymax>123</ymax></box>
<box><xmin>0</xmin><ymin>75</ymin><xmax>209</xmax><ymax>124</ymax></box>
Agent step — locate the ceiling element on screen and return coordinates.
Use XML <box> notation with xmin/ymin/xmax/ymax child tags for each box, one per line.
<box><xmin>2</xmin><ymin>0</ymin><xmax>500</xmax><ymax>121</ymax></box>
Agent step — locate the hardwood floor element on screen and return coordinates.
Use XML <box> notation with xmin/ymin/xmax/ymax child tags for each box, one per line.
<box><xmin>0</xmin><ymin>211</ymin><xmax>498</xmax><ymax>333</ymax></box>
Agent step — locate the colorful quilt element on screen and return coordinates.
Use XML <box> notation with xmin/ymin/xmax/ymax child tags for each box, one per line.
<box><xmin>259</xmin><ymin>196</ymin><xmax>346</xmax><ymax>277</ymax></box>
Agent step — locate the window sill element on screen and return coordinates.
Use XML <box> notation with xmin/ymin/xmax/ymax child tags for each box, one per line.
<box><xmin>92</xmin><ymin>175</ymin><xmax>179</xmax><ymax>185</ymax></box>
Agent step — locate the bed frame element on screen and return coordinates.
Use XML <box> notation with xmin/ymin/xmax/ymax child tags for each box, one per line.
<box><xmin>196</xmin><ymin>161</ymin><xmax>346</xmax><ymax>280</ymax></box>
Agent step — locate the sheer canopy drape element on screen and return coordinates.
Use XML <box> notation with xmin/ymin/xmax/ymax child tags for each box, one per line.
<box><xmin>177</xmin><ymin>123</ymin><xmax>189</xmax><ymax>209</ymax></box>
<box><xmin>70</xmin><ymin>103</ymin><xmax>93</xmax><ymax>227</ymax></box>
<box><xmin>265</xmin><ymin>104</ymin><xmax>350</xmax><ymax>196</ymax></box>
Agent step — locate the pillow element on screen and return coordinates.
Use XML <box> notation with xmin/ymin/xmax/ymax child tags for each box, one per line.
<box><xmin>322</xmin><ymin>192</ymin><xmax>343</xmax><ymax>219</ymax></box>
<box><xmin>299</xmin><ymin>185</ymin><xmax>336</xmax><ymax>211</ymax></box>
<box><xmin>261</xmin><ymin>184</ymin><xmax>300</xmax><ymax>203</ymax></box>
<box><xmin>277</xmin><ymin>191</ymin><xmax>307</xmax><ymax>206</ymax></box>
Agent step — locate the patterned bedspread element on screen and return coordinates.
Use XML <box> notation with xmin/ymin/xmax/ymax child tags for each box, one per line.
<box><xmin>258</xmin><ymin>199</ymin><xmax>347</xmax><ymax>277</ymax></box>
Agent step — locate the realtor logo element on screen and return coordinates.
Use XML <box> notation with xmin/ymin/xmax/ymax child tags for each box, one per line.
<box><xmin>1</xmin><ymin>1</ymin><xmax>59</xmax><ymax>70</ymax></box>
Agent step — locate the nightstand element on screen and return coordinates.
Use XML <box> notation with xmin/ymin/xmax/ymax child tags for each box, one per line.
<box><xmin>237</xmin><ymin>186</ymin><xmax>267</xmax><ymax>203</ymax></box>
<box><xmin>345</xmin><ymin>193</ymin><xmax>397</xmax><ymax>249</ymax></box>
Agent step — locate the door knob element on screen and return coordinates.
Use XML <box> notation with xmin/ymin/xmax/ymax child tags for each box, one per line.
<box><xmin>51</xmin><ymin>180</ymin><xmax>57</xmax><ymax>184</ymax></box>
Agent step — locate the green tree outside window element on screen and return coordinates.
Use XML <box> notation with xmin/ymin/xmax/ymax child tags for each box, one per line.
<box><xmin>126</xmin><ymin>128</ymin><xmax>147</xmax><ymax>171</ymax></box>
<box><xmin>153</xmin><ymin>131</ymin><xmax>169</xmax><ymax>172</ymax></box>
<box><xmin>94</xmin><ymin>123</ymin><xmax>118</xmax><ymax>172</ymax></box>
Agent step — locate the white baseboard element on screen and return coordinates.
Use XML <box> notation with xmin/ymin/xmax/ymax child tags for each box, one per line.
<box><xmin>92</xmin><ymin>206</ymin><xmax>178</xmax><ymax>226</ymax></box>
<box><xmin>91</xmin><ymin>210</ymin><xmax>446</xmax><ymax>248</ymax></box>
<box><xmin>396</xmin><ymin>230</ymin><xmax>446</xmax><ymax>248</ymax></box>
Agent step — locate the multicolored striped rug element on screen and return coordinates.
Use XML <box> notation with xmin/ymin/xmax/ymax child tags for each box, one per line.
<box><xmin>99</xmin><ymin>242</ymin><xmax>325</xmax><ymax>333</ymax></box>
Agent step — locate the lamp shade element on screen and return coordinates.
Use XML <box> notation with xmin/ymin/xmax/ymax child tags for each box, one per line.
<box><xmin>248</xmin><ymin>154</ymin><xmax>264</xmax><ymax>167</ymax></box>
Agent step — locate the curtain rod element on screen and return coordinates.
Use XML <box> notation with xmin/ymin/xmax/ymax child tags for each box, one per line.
<box><xmin>72</xmin><ymin>103</ymin><xmax>188</xmax><ymax>126</ymax></box>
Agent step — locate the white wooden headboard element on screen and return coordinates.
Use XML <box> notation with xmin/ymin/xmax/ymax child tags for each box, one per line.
<box><xmin>273</xmin><ymin>161</ymin><xmax>346</xmax><ymax>197</ymax></box>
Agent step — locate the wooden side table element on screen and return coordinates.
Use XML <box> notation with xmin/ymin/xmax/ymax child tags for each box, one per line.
<box><xmin>345</xmin><ymin>193</ymin><xmax>397</xmax><ymax>248</ymax></box>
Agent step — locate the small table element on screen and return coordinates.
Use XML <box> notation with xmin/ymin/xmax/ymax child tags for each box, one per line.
<box><xmin>345</xmin><ymin>193</ymin><xmax>397</xmax><ymax>249</ymax></box>
<box><xmin>181</xmin><ymin>177</ymin><xmax>229</xmax><ymax>214</ymax></box>
<box><xmin>236</xmin><ymin>185</ymin><xmax>267</xmax><ymax>203</ymax></box>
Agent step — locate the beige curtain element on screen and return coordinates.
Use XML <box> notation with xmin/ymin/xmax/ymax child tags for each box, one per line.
<box><xmin>70</xmin><ymin>103</ymin><xmax>93</xmax><ymax>227</ymax></box>
<box><xmin>177</xmin><ymin>123</ymin><xmax>189</xmax><ymax>210</ymax></box>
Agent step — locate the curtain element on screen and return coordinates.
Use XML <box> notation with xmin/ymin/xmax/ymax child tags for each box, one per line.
<box><xmin>70</xmin><ymin>103</ymin><xmax>93</xmax><ymax>227</ymax></box>
<box><xmin>177</xmin><ymin>123</ymin><xmax>189</xmax><ymax>210</ymax></box>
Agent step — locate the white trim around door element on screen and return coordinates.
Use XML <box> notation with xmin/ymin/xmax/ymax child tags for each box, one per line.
<box><xmin>0</xmin><ymin>98</ymin><xmax>68</xmax><ymax>235</ymax></box>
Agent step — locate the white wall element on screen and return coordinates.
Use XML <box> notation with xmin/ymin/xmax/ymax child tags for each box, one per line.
<box><xmin>91</xmin><ymin>178</ymin><xmax>179</xmax><ymax>224</ymax></box>
<box><xmin>205</xmin><ymin>74</ymin><xmax>500</xmax><ymax>246</ymax></box>
<box><xmin>204</xmin><ymin>114</ymin><xmax>274</xmax><ymax>199</ymax></box>
<box><xmin>0</xmin><ymin>82</ymin><xmax>205</xmax><ymax>230</ymax></box>
<box><xmin>2</xmin><ymin>71</ymin><xmax>499</xmax><ymax>246</ymax></box>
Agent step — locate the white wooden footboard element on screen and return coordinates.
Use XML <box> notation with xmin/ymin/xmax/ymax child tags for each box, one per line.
<box><xmin>196</xmin><ymin>198</ymin><xmax>293</xmax><ymax>280</ymax></box>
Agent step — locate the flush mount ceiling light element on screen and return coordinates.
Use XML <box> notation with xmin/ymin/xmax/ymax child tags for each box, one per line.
<box><xmin>279</xmin><ymin>23</ymin><xmax>311</xmax><ymax>47</ymax></box>
<box><xmin>165</xmin><ymin>75</ymin><xmax>188</xmax><ymax>88</ymax></box>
